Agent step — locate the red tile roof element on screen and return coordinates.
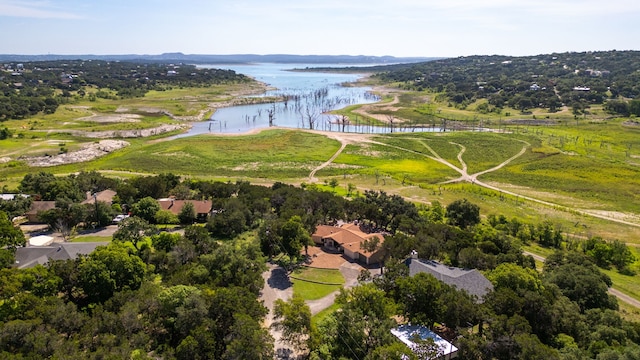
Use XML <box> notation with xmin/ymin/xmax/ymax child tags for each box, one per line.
<box><xmin>158</xmin><ymin>199</ymin><xmax>212</xmax><ymax>215</ymax></box>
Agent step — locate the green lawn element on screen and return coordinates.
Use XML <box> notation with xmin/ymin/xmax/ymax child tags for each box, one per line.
<box><xmin>291</xmin><ymin>267</ymin><xmax>345</xmax><ymax>301</ymax></box>
<box><xmin>312</xmin><ymin>303</ymin><xmax>340</xmax><ymax>324</ymax></box>
<box><xmin>71</xmin><ymin>236</ymin><xmax>112</xmax><ymax>243</ymax></box>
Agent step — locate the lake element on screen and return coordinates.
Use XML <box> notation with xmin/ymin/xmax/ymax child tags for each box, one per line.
<box><xmin>175</xmin><ymin>63</ymin><xmax>439</xmax><ymax>137</ymax></box>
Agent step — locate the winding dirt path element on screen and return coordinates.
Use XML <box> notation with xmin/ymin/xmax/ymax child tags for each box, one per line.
<box><xmin>307</xmin><ymin>131</ymin><xmax>375</xmax><ymax>183</ymax></box>
<box><xmin>306</xmin><ymin>129</ymin><xmax>640</xmax><ymax>228</ymax></box>
<box><xmin>309</xmin><ymin>141</ymin><xmax>348</xmax><ymax>183</ymax></box>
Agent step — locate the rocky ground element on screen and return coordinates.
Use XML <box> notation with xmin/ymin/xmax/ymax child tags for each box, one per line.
<box><xmin>21</xmin><ymin>140</ymin><xmax>130</xmax><ymax>167</ymax></box>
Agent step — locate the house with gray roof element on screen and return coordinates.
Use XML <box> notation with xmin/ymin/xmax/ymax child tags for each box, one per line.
<box><xmin>405</xmin><ymin>253</ymin><xmax>493</xmax><ymax>303</ymax></box>
<box><xmin>14</xmin><ymin>242</ymin><xmax>105</xmax><ymax>269</ymax></box>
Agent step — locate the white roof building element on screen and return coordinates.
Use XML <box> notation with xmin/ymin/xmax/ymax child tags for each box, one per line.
<box><xmin>391</xmin><ymin>324</ymin><xmax>458</xmax><ymax>359</ymax></box>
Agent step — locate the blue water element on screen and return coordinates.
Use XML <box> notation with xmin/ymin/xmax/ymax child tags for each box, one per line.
<box><xmin>175</xmin><ymin>63</ymin><xmax>439</xmax><ymax>137</ymax></box>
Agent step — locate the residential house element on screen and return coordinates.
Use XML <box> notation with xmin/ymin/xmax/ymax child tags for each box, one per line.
<box><xmin>25</xmin><ymin>201</ymin><xmax>56</xmax><ymax>223</ymax></box>
<box><xmin>14</xmin><ymin>242</ymin><xmax>105</xmax><ymax>269</ymax></box>
<box><xmin>312</xmin><ymin>223</ymin><xmax>385</xmax><ymax>265</ymax></box>
<box><xmin>158</xmin><ymin>199</ymin><xmax>213</xmax><ymax>222</ymax></box>
<box><xmin>81</xmin><ymin>189</ymin><xmax>117</xmax><ymax>205</ymax></box>
<box><xmin>405</xmin><ymin>253</ymin><xmax>493</xmax><ymax>303</ymax></box>
<box><xmin>391</xmin><ymin>324</ymin><xmax>458</xmax><ymax>359</ymax></box>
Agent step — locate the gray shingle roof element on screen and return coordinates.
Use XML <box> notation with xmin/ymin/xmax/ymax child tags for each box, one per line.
<box><xmin>14</xmin><ymin>242</ymin><xmax>106</xmax><ymax>269</ymax></box>
<box><xmin>405</xmin><ymin>258</ymin><xmax>493</xmax><ymax>302</ymax></box>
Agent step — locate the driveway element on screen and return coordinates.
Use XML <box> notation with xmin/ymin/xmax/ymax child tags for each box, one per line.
<box><xmin>260</xmin><ymin>264</ymin><xmax>294</xmax><ymax>359</ymax></box>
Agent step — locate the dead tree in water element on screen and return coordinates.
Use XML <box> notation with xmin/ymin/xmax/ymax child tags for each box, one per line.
<box><xmin>339</xmin><ymin>115</ymin><xmax>349</xmax><ymax>132</ymax></box>
<box><xmin>267</xmin><ymin>105</ymin><xmax>276</xmax><ymax>126</ymax></box>
<box><xmin>305</xmin><ymin>107</ymin><xmax>319</xmax><ymax>130</ymax></box>
<box><xmin>386</xmin><ymin>115</ymin><xmax>395</xmax><ymax>133</ymax></box>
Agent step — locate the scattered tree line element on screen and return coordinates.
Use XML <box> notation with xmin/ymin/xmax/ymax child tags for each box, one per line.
<box><xmin>0</xmin><ymin>60</ymin><xmax>251</xmax><ymax>120</ymax></box>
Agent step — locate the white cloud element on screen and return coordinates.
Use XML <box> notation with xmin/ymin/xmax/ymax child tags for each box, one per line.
<box><xmin>0</xmin><ymin>0</ymin><xmax>82</xmax><ymax>19</ymax></box>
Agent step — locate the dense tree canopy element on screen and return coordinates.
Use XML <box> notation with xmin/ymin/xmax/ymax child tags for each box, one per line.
<box><xmin>367</xmin><ymin>50</ymin><xmax>640</xmax><ymax>119</ymax></box>
<box><xmin>0</xmin><ymin>60</ymin><xmax>251</xmax><ymax>121</ymax></box>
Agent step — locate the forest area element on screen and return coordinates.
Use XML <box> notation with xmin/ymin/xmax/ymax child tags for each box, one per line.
<box><xmin>2</xmin><ymin>171</ymin><xmax>639</xmax><ymax>359</ymax></box>
<box><xmin>368</xmin><ymin>50</ymin><xmax>640</xmax><ymax>117</ymax></box>
<box><xmin>0</xmin><ymin>60</ymin><xmax>251</xmax><ymax>121</ymax></box>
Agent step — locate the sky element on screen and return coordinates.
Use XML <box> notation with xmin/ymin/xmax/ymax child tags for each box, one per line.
<box><xmin>1</xmin><ymin>0</ymin><xmax>639</xmax><ymax>57</ymax></box>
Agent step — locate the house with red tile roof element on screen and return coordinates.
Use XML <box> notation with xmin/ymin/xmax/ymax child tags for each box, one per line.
<box><xmin>312</xmin><ymin>223</ymin><xmax>385</xmax><ymax>265</ymax></box>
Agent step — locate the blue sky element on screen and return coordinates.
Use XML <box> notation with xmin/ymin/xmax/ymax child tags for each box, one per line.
<box><xmin>1</xmin><ymin>0</ymin><xmax>638</xmax><ymax>57</ymax></box>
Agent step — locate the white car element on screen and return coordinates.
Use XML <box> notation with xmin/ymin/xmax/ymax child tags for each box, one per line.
<box><xmin>112</xmin><ymin>214</ymin><xmax>129</xmax><ymax>224</ymax></box>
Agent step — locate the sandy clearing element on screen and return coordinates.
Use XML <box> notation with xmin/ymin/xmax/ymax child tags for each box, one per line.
<box><xmin>78</xmin><ymin>114</ymin><xmax>143</xmax><ymax>123</ymax></box>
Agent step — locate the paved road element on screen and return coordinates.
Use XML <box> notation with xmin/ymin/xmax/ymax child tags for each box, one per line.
<box><xmin>523</xmin><ymin>251</ymin><xmax>640</xmax><ymax>308</ymax></box>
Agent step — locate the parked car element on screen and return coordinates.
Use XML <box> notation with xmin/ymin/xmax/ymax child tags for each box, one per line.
<box><xmin>112</xmin><ymin>214</ymin><xmax>129</xmax><ymax>224</ymax></box>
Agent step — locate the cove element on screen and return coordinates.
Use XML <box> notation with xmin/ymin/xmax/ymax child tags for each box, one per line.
<box><xmin>174</xmin><ymin>63</ymin><xmax>440</xmax><ymax>137</ymax></box>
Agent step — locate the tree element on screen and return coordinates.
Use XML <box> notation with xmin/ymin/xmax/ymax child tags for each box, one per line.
<box><xmin>78</xmin><ymin>243</ymin><xmax>146</xmax><ymax>304</ymax></box>
<box><xmin>0</xmin><ymin>211</ymin><xmax>26</xmax><ymax>268</ymax></box>
<box><xmin>331</xmin><ymin>284</ymin><xmax>397</xmax><ymax>359</ymax></box>
<box><xmin>184</xmin><ymin>225</ymin><xmax>216</xmax><ymax>255</ymax></box>
<box><xmin>151</xmin><ymin>232</ymin><xmax>181</xmax><ymax>253</ymax></box>
<box><xmin>373</xmin><ymin>257</ymin><xmax>409</xmax><ymax>299</ymax></box>
<box><xmin>154</xmin><ymin>209</ymin><xmax>179</xmax><ymax>225</ymax></box>
<box><xmin>397</xmin><ymin>272</ymin><xmax>443</xmax><ymax>327</ymax></box>
<box><xmin>113</xmin><ymin>216</ymin><xmax>158</xmax><ymax>251</ymax></box>
<box><xmin>280</xmin><ymin>215</ymin><xmax>312</xmax><ymax>259</ymax></box>
<box><xmin>178</xmin><ymin>202</ymin><xmax>197</xmax><ymax>225</ymax></box>
<box><xmin>130</xmin><ymin>197</ymin><xmax>160</xmax><ymax>224</ymax></box>
<box><xmin>223</xmin><ymin>313</ymin><xmax>274</xmax><ymax>360</ymax></box>
<box><xmin>446</xmin><ymin>199</ymin><xmax>480</xmax><ymax>228</ymax></box>
<box><xmin>544</xmin><ymin>262</ymin><xmax>616</xmax><ymax>312</ymax></box>
<box><xmin>86</xmin><ymin>200</ymin><xmax>115</xmax><ymax>228</ymax></box>
<box><xmin>272</xmin><ymin>295</ymin><xmax>314</xmax><ymax>353</ymax></box>
<box><xmin>487</xmin><ymin>263</ymin><xmax>544</xmax><ymax>294</ymax></box>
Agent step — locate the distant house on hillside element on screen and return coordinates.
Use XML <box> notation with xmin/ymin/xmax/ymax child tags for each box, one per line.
<box><xmin>158</xmin><ymin>199</ymin><xmax>213</xmax><ymax>222</ymax></box>
<box><xmin>312</xmin><ymin>223</ymin><xmax>385</xmax><ymax>265</ymax></box>
<box><xmin>81</xmin><ymin>189</ymin><xmax>117</xmax><ymax>205</ymax></box>
<box><xmin>405</xmin><ymin>253</ymin><xmax>493</xmax><ymax>303</ymax></box>
<box><xmin>25</xmin><ymin>201</ymin><xmax>56</xmax><ymax>223</ymax></box>
<box><xmin>14</xmin><ymin>242</ymin><xmax>105</xmax><ymax>269</ymax></box>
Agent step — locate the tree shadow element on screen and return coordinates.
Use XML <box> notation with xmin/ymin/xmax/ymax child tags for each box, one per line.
<box><xmin>268</xmin><ymin>266</ymin><xmax>293</xmax><ymax>290</ymax></box>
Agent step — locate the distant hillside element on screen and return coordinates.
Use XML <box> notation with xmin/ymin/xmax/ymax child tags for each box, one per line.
<box><xmin>0</xmin><ymin>53</ymin><xmax>437</xmax><ymax>65</ymax></box>
<box><xmin>369</xmin><ymin>50</ymin><xmax>640</xmax><ymax>116</ymax></box>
